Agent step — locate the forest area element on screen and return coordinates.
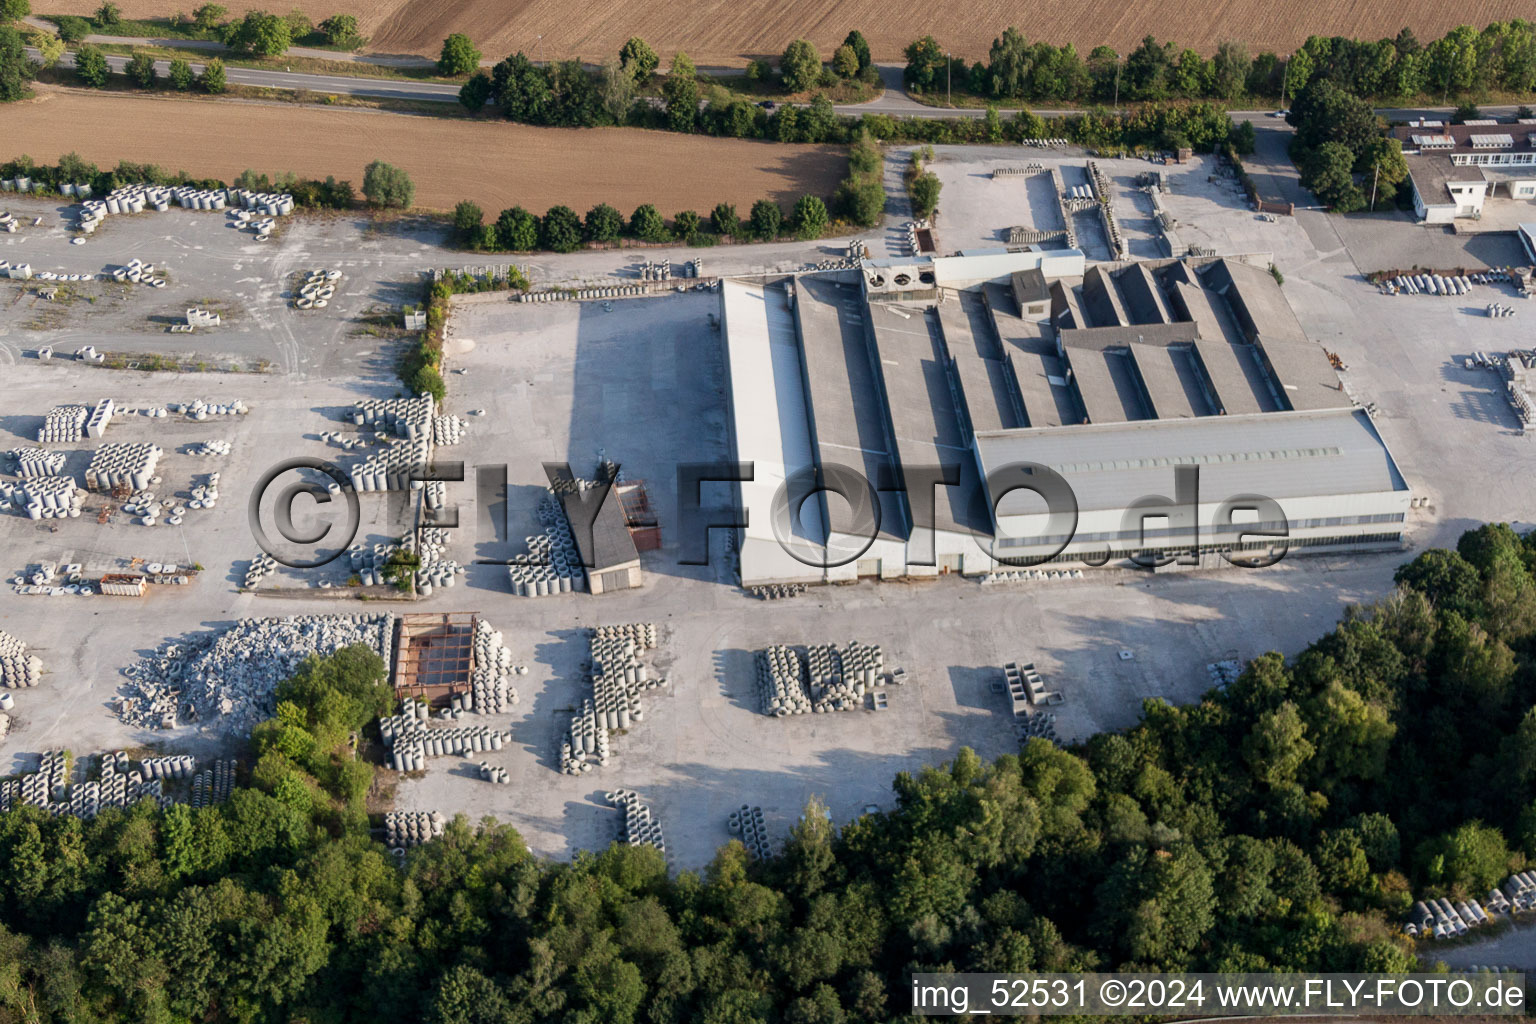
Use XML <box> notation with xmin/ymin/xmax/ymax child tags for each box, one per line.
<box><xmin>0</xmin><ymin>523</ymin><xmax>1533</xmax><ymax>1024</ymax></box>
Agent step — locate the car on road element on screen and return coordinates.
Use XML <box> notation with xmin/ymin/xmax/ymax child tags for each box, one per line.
<box><xmin>758</xmin><ymin>100</ymin><xmax>775</xmax><ymax>110</ymax></box>
<box><xmin>1270</xmin><ymin>109</ymin><xmax>1290</xmax><ymax>118</ymax></box>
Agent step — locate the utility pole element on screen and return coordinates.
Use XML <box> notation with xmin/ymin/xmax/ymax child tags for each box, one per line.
<box><xmin>1112</xmin><ymin>54</ymin><xmax>1120</xmax><ymax>118</ymax></box>
<box><xmin>946</xmin><ymin>50</ymin><xmax>951</xmax><ymax>107</ymax></box>
<box><xmin>1370</xmin><ymin>161</ymin><xmax>1380</xmax><ymax>210</ymax></box>
<box><xmin>536</xmin><ymin>33</ymin><xmax>544</xmax><ymax>66</ymax></box>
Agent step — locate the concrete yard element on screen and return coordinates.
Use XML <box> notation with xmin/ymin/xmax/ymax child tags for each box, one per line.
<box><xmin>921</xmin><ymin>146</ymin><xmax>1234</xmax><ymax>259</ymax></box>
<box><xmin>1</xmin><ymin>159</ymin><xmax>1533</xmax><ymax>871</ymax></box>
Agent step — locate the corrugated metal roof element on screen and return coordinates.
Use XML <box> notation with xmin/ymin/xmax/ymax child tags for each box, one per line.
<box><xmin>722</xmin><ymin>279</ymin><xmax>822</xmax><ymax>543</ymax></box>
<box><xmin>975</xmin><ymin>408</ymin><xmax>1408</xmax><ymax>515</ymax></box>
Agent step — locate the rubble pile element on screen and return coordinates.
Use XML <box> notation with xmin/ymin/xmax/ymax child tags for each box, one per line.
<box><xmin>117</xmin><ymin>614</ymin><xmax>395</xmax><ymax>733</ymax></box>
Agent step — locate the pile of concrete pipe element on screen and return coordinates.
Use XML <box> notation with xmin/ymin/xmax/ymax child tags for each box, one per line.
<box><xmin>140</xmin><ymin>754</ymin><xmax>196</xmax><ymax>779</ymax></box>
<box><xmin>607</xmin><ymin>789</ymin><xmax>665</xmax><ymax>853</ymax></box>
<box><xmin>756</xmin><ymin>641</ymin><xmax>884</xmax><ymax>716</ymax></box>
<box><xmin>0</xmin><ymin>749</ymin><xmax>69</xmax><ymax>812</ymax></box>
<box><xmin>432</xmin><ymin>414</ymin><xmax>467</xmax><ymax>446</ymax></box>
<box><xmin>118</xmin><ymin>614</ymin><xmax>397</xmax><ymax>733</ymax></box>
<box><xmin>561</xmin><ymin>698</ymin><xmax>611</xmax><ymax>773</ymax></box>
<box><xmin>38</xmin><ymin>404</ymin><xmax>89</xmax><ymax>443</ymax></box>
<box><xmin>411</xmin><ymin>526</ymin><xmax>466</xmax><ymax>594</ymax></box>
<box><xmin>189</xmin><ymin>760</ymin><xmax>238</xmax><ymax>808</ymax></box>
<box><xmin>508</xmin><ymin>493</ymin><xmax>588</xmax><ymax>596</ymax></box>
<box><xmin>478</xmin><ymin>761</ymin><xmax>510</xmax><ymax>784</ymax></box>
<box><xmin>109</xmin><ymin>258</ymin><xmax>167</xmax><ymax>287</ymax></box>
<box><xmin>468</xmin><ymin>619</ymin><xmax>519</xmax><ymax>714</ymax></box>
<box><xmin>382</xmin><ymin>718</ymin><xmax>510</xmax><ymax>772</ymax></box>
<box><xmin>9</xmin><ymin>447</ymin><xmax>67</xmax><ymax>478</ymax></box>
<box><xmin>748</xmin><ymin>583</ymin><xmax>807</xmax><ymax>600</ymax></box>
<box><xmin>351</xmin><ymin>438</ymin><xmax>432</xmax><ymax>492</ymax></box>
<box><xmin>191</xmin><ymin>438</ymin><xmax>230</xmax><ymax>457</ymax></box>
<box><xmin>1405</xmin><ymin>896</ymin><xmax>1496</xmax><ymax>938</ymax></box>
<box><xmin>176</xmin><ymin>398</ymin><xmax>249</xmax><ymax>419</ymax></box>
<box><xmin>559</xmin><ymin>623</ymin><xmax>662</xmax><ymax>772</ymax></box>
<box><xmin>0</xmin><ymin>629</ymin><xmax>42</xmax><ymax>689</ymax></box>
<box><xmin>640</xmin><ymin>258</ymin><xmax>672</xmax><ymax>281</ymax></box>
<box><xmin>12</xmin><ymin>476</ymin><xmax>84</xmax><ymax>518</ymax></box>
<box><xmin>0</xmin><ymin>211</ymin><xmax>17</xmax><ymax>234</ymax></box>
<box><xmin>294</xmin><ymin>269</ymin><xmax>341</xmax><ymax>309</ymax></box>
<box><xmin>728</xmin><ymin>805</ymin><xmax>772</xmax><ymax>859</ymax></box>
<box><xmin>759</xmin><ymin>645</ymin><xmax>810</xmax><ymax>716</ymax></box>
<box><xmin>1496</xmin><ymin>871</ymin><xmax>1536</xmax><ymax>912</ymax></box>
<box><xmin>84</xmin><ymin>441</ymin><xmax>164</xmax><ymax>493</ymax></box>
<box><xmin>351</xmin><ymin>395</ymin><xmax>435</xmax><ymax>441</ymax></box>
<box><xmin>384</xmin><ymin>810</ymin><xmax>446</xmax><ymax>849</ymax></box>
<box><xmin>517</xmin><ymin>285</ymin><xmax>649</xmax><ymax>302</ymax></box>
<box><xmin>186</xmin><ymin>475</ymin><xmax>221</xmax><ymax>512</ymax></box>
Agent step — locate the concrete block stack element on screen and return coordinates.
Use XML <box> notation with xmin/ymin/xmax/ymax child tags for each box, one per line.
<box><xmin>117</xmin><ymin>614</ymin><xmax>397</xmax><ymax>734</ymax></box>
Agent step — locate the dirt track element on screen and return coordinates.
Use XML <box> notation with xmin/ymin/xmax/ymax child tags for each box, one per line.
<box><xmin>42</xmin><ymin>0</ymin><xmax>1534</xmax><ymax>64</ymax></box>
<box><xmin>1</xmin><ymin>90</ymin><xmax>846</xmax><ymax>213</ymax></box>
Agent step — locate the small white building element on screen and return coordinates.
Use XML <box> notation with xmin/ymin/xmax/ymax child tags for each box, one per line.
<box><xmin>1397</xmin><ymin>121</ymin><xmax>1536</xmax><ymax>224</ymax></box>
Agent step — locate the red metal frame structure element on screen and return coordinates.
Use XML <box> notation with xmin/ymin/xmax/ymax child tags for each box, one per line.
<box><xmin>392</xmin><ymin>612</ymin><xmax>478</xmax><ymax>706</ymax></box>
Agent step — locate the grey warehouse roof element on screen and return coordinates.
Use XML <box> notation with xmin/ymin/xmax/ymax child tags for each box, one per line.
<box><xmin>976</xmin><ymin>407</ymin><xmax>1408</xmax><ymax>517</ymax></box>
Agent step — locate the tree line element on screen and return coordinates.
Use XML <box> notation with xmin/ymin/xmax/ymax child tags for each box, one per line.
<box><xmin>909</xmin><ymin>21</ymin><xmax>1536</xmax><ymax>105</ymax></box>
<box><xmin>0</xmin><ymin>523</ymin><xmax>1532</xmax><ymax>1023</ymax></box>
<box><xmin>0</xmin><ymin>153</ymin><xmax>424</xmax><ymax>216</ymax></box>
<box><xmin>448</xmin><ymin>193</ymin><xmax>832</xmax><ymax>254</ymax></box>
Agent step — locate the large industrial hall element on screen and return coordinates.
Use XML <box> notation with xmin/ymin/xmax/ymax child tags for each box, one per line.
<box><xmin>721</xmin><ymin>249</ymin><xmax>1412</xmax><ymax>586</ymax></box>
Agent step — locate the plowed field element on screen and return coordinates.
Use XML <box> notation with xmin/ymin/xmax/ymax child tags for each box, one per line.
<box><xmin>2</xmin><ymin>91</ymin><xmax>846</xmax><ymax>213</ymax></box>
<box><xmin>44</xmin><ymin>0</ymin><xmax>1534</xmax><ymax>65</ymax></box>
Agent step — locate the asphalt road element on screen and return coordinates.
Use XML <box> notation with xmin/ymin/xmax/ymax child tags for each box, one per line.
<box><xmin>36</xmin><ymin>48</ymin><xmax>465</xmax><ymax>101</ymax></box>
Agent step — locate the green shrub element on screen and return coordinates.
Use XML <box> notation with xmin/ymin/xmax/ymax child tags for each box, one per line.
<box><xmin>540</xmin><ymin>205</ymin><xmax>582</xmax><ymax>252</ymax></box>
<box><xmin>791</xmin><ymin>195</ymin><xmax>829</xmax><ymax>239</ymax></box>
<box><xmin>749</xmin><ymin>198</ymin><xmax>781</xmax><ymax>240</ymax></box>
<box><xmin>629</xmin><ymin>203</ymin><xmax>668</xmax><ymax>243</ymax></box>
<box><xmin>584</xmin><ymin>202</ymin><xmax>623</xmax><ymax>243</ymax></box>
<box><xmin>55</xmin><ymin>15</ymin><xmax>89</xmax><ymax>41</ymax></box>
<box><xmin>362</xmin><ymin>160</ymin><xmax>413</xmax><ymax>208</ymax></box>
<box><xmin>74</xmin><ymin>44</ymin><xmax>109</xmax><ymax>87</ymax></box>
<box><xmin>438</xmin><ymin>32</ymin><xmax>480</xmax><ymax>76</ymax></box>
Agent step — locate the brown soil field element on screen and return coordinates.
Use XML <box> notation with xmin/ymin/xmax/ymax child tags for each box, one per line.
<box><xmin>1</xmin><ymin>91</ymin><xmax>846</xmax><ymax>213</ymax></box>
<box><xmin>43</xmin><ymin>0</ymin><xmax>1535</xmax><ymax>64</ymax></box>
